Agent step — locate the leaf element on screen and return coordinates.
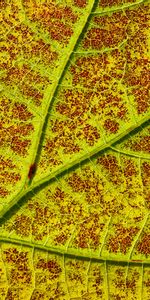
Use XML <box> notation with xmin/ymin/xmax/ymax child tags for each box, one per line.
<box><xmin>0</xmin><ymin>0</ymin><xmax>150</xmax><ymax>299</ymax></box>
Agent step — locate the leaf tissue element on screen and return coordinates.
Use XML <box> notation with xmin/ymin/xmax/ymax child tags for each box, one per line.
<box><xmin>0</xmin><ymin>0</ymin><xmax>150</xmax><ymax>299</ymax></box>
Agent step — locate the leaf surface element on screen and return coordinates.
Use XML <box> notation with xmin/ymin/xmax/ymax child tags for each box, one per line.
<box><xmin>0</xmin><ymin>0</ymin><xmax>150</xmax><ymax>299</ymax></box>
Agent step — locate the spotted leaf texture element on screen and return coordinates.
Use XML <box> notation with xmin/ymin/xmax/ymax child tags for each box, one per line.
<box><xmin>0</xmin><ymin>0</ymin><xmax>150</xmax><ymax>299</ymax></box>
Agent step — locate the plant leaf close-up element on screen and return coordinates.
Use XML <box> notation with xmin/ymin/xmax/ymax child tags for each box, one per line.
<box><xmin>0</xmin><ymin>0</ymin><xmax>150</xmax><ymax>299</ymax></box>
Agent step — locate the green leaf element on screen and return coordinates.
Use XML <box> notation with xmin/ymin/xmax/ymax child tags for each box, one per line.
<box><xmin>0</xmin><ymin>0</ymin><xmax>150</xmax><ymax>299</ymax></box>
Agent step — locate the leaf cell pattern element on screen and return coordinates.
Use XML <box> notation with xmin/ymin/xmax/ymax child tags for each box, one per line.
<box><xmin>0</xmin><ymin>0</ymin><xmax>150</xmax><ymax>299</ymax></box>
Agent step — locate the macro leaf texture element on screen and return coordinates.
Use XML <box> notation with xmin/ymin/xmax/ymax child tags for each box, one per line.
<box><xmin>0</xmin><ymin>0</ymin><xmax>150</xmax><ymax>299</ymax></box>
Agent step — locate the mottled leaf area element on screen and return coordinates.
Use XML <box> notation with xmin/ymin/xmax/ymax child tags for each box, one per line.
<box><xmin>0</xmin><ymin>0</ymin><xmax>150</xmax><ymax>299</ymax></box>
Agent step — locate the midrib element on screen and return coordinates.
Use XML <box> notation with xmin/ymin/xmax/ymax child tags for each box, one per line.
<box><xmin>0</xmin><ymin>236</ymin><xmax>149</xmax><ymax>265</ymax></box>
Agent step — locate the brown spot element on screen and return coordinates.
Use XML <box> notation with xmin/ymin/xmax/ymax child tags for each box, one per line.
<box><xmin>142</xmin><ymin>162</ymin><xmax>150</xmax><ymax>186</ymax></box>
<box><xmin>6</xmin><ymin>288</ymin><xmax>19</xmax><ymax>300</ymax></box>
<box><xmin>0</xmin><ymin>187</ymin><xmax>9</xmax><ymax>198</ymax></box>
<box><xmin>30</xmin><ymin>290</ymin><xmax>45</xmax><ymax>300</ymax></box>
<box><xmin>74</xmin><ymin>0</ymin><xmax>87</xmax><ymax>8</ymax></box>
<box><xmin>36</xmin><ymin>258</ymin><xmax>61</xmax><ymax>279</ymax></box>
<box><xmin>97</xmin><ymin>155</ymin><xmax>119</xmax><ymax>174</ymax></box>
<box><xmin>48</xmin><ymin>21</ymin><xmax>73</xmax><ymax>44</ymax></box>
<box><xmin>54</xmin><ymin>233</ymin><xmax>68</xmax><ymax>245</ymax></box>
<box><xmin>14</xmin><ymin>215</ymin><xmax>31</xmax><ymax>237</ymax></box>
<box><xmin>21</xmin><ymin>84</ymin><xmax>43</xmax><ymax>106</ymax></box>
<box><xmin>137</xmin><ymin>233</ymin><xmax>150</xmax><ymax>256</ymax></box>
<box><xmin>56</xmin><ymin>89</ymin><xmax>90</xmax><ymax>119</ymax></box>
<box><xmin>83</xmin><ymin>13</ymin><xmax>127</xmax><ymax>49</ymax></box>
<box><xmin>3</xmin><ymin>247</ymin><xmax>32</xmax><ymax>284</ymax></box>
<box><xmin>100</xmin><ymin>0</ymin><xmax>122</xmax><ymax>7</ymax></box>
<box><xmin>24</xmin><ymin>38</ymin><xmax>58</xmax><ymax>64</ymax></box>
<box><xmin>0</xmin><ymin>156</ymin><xmax>21</xmax><ymax>197</ymax></box>
<box><xmin>68</xmin><ymin>173</ymin><xmax>85</xmax><ymax>192</ymax></box>
<box><xmin>12</xmin><ymin>103</ymin><xmax>33</xmax><ymax>121</ymax></box>
<box><xmin>24</xmin><ymin>2</ymin><xmax>77</xmax><ymax>45</ymax></box>
<box><xmin>144</xmin><ymin>279</ymin><xmax>150</xmax><ymax>287</ymax></box>
<box><xmin>11</xmin><ymin>136</ymin><xmax>31</xmax><ymax>156</ymax></box>
<box><xmin>82</xmin><ymin>124</ymin><xmax>100</xmax><ymax>146</ymax></box>
<box><xmin>53</xmin><ymin>187</ymin><xmax>65</xmax><ymax>202</ymax></box>
<box><xmin>0</xmin><ymin>0</ymin><xmax>7</xmax><ymax>9</ymax></box>
<box><xmin>10</xmin><ymin>268</ymin><xmax>31</xmax><ymax>284</ymax></box>
<box><xmin>124</xmin><ymin>159</ymin><xmax>137</xmax><ymax>177</ymax></box>
<box><xmin>74</xmin><ymin>214</ymin><xmax>103</xmax><ymax>250</ymax></box>
<box><xmin>107</xmin><ymin>225</ymin><xmax>139</xmax><ymax>254</ymax></box>
<box><xmin>83</xmin><ymin>28</ymin><xmax>107</xmax><ymax>49</ymax></box>
<box><xmin>1</xmin><ymin>171</ymin><xmax>21</xmax><ymax>185</ymax></box>
<box><xmin>132</xmin><ymin>136</ymin><xmax>150</xmax><ymax>153</ymax></box>
<box><xmin>104</xmin><ymin>119</ymin><xmax>119</xmax><ymax>133</ymax></box>
<box><xmin>97</xmin><ymin>154</ymin><xmax>122</xmax><ymax>185</ymax></box>
<box><xmin>132</xmin><ymin>87</ymin><xmax>149</xmax><ymax>114</ymax></box>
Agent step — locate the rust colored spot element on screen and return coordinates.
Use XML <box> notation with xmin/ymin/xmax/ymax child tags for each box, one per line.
<box><xmin>82</xmin><ymin>124</ymin><xmax>100</xmax><ymax>146</ymax></box>
<box><xmin>54</xmin><ymin>233</ymin><xmax>68</xmax><ymax>245</ymax></box>
<box><xmin>132</xmin><ymin>136</ymin><xmax>150</xmax><ymax>153</ymax></box>
<box><xmin>1</xmin><ymin>171</ymin><xmax>21</xmax><ymax>185</ymax></box>
<box><xmin>97</xmin><ymin>155</ymin><xmax>119</xmax><ymax>174</ymax></box>
<box><xmin>48</xmin><ymin>21</ymin><xmax>73</xmax><ymax>44</ymax></box>
<box><xmin>0</xmin><ymin>0</ymin><xmax>7</xmax><ymax>9</ymax></box>
<box><xmin>137</xmin><ymin>233</ymin><xmax>150</xmax><ymax>256</ymax></box>
<box><xmin>74</xmin><ymin>214</ymin><xmax>103</xmax><ymax>250</ymax></box>
<box><xmin>126</xmin><ymin>279</ymin><xmax>136</xmax><ymax>290</ymax></box>
<box><xmin>141</xmin><ymin>162</ymin><xmax>150</xmax><ymax>187</ymax></box>
<box><xmin>97</xmin><ymin>154</ymin><xmax>122</xmax><ymax>185</ymax></box>
<box><xmin>100</xmin><ymin>0</ymin><xmax>122</xmax><ymax>6</ymax></box>
<box><xmin>28</xmin><ymin>163</ymin><xmax>37</xmax><ymax>180</ymax></box>
<box><xmin>10</xmin><ymin>268</ymin><xmax>31</xmax><ymax>284</ymax></box>
<box><xmin>104</xmin><ymin>119</ymin><xmax>119</xmax><ymax>133</ymax></box>
<box><xmin>53</xmin><ymin>187</ymin><xmax>65</xmax><ymax>201</ymax></box>
<box><xmin>21</xmin><ymin>84</ymin><xmax>43</xmax><ymax>106</ymax></box>
<box><xmin>0</xmin><ymin>187</ymin><xmax>9</xmax><ymax>198</ymax></box>
<box><xmin>29</xmin><ymin>291</ymin><xmax>45</xmax><ymax>300</ymax></box>
<box><xmin>83</xmin><ymin>13</ymin><xmax>127</xmax><ymax>49</ymax></box>
<box><xmin>124</xmin><ymin>159</ymin><xmax>137</xmax><ymax>177</ymax></box>
<box><xmin>14</xmin><ymin>214</ymin><xmax>31</xmax><ymax>237</ymax></box>
<box><xmin>36</xmin><ymin>258</ymin><xmax>61</xmax><ymax>278</ymax></box>
<box><xmin>74</xmin><ymin>0</ymin><xmax>87</xmax><ymax>7</ymax></box>
<box><xmin>142</xmin><ymin>162</ymin><xmax>150</xmax><ymax>177</ymax></box>
<box><xmin>11</xmin><ymin>136</ymin><xmax>30</xmax><ymax>156</ymax></box>
<box><xmin>24</xmin><ymin>3</ymin><xmax>77</xmax><ymax>45</ymax></box>
<box><xmin>83</xmin><ymin>28</ymin><xmax>106</xmax><ymax>49</ymax></box>
<box><xmin>130</xmin><ymin>259</ymin><xmax>143</xmax><ymax>262</ymax></box>
<box><xmin>67</xmin><ymin>173</ymin><xmax>85</xmax><ymax>192</ymax></box>
<box><xmin>107</xmin><ymin>225</ymin><xmax>139</xmax><ymax>254</ymax></box>
<box><xmin>12</xmin><ymin>102</ymin><xmax>33</xmax><ymax>121</ymax></box>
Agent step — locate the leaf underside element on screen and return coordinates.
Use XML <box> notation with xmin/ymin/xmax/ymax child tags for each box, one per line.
<box><xmin>0</xmin><ymin>0</ymin><xmax>150</xmax><ymax>299</ymax></box>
